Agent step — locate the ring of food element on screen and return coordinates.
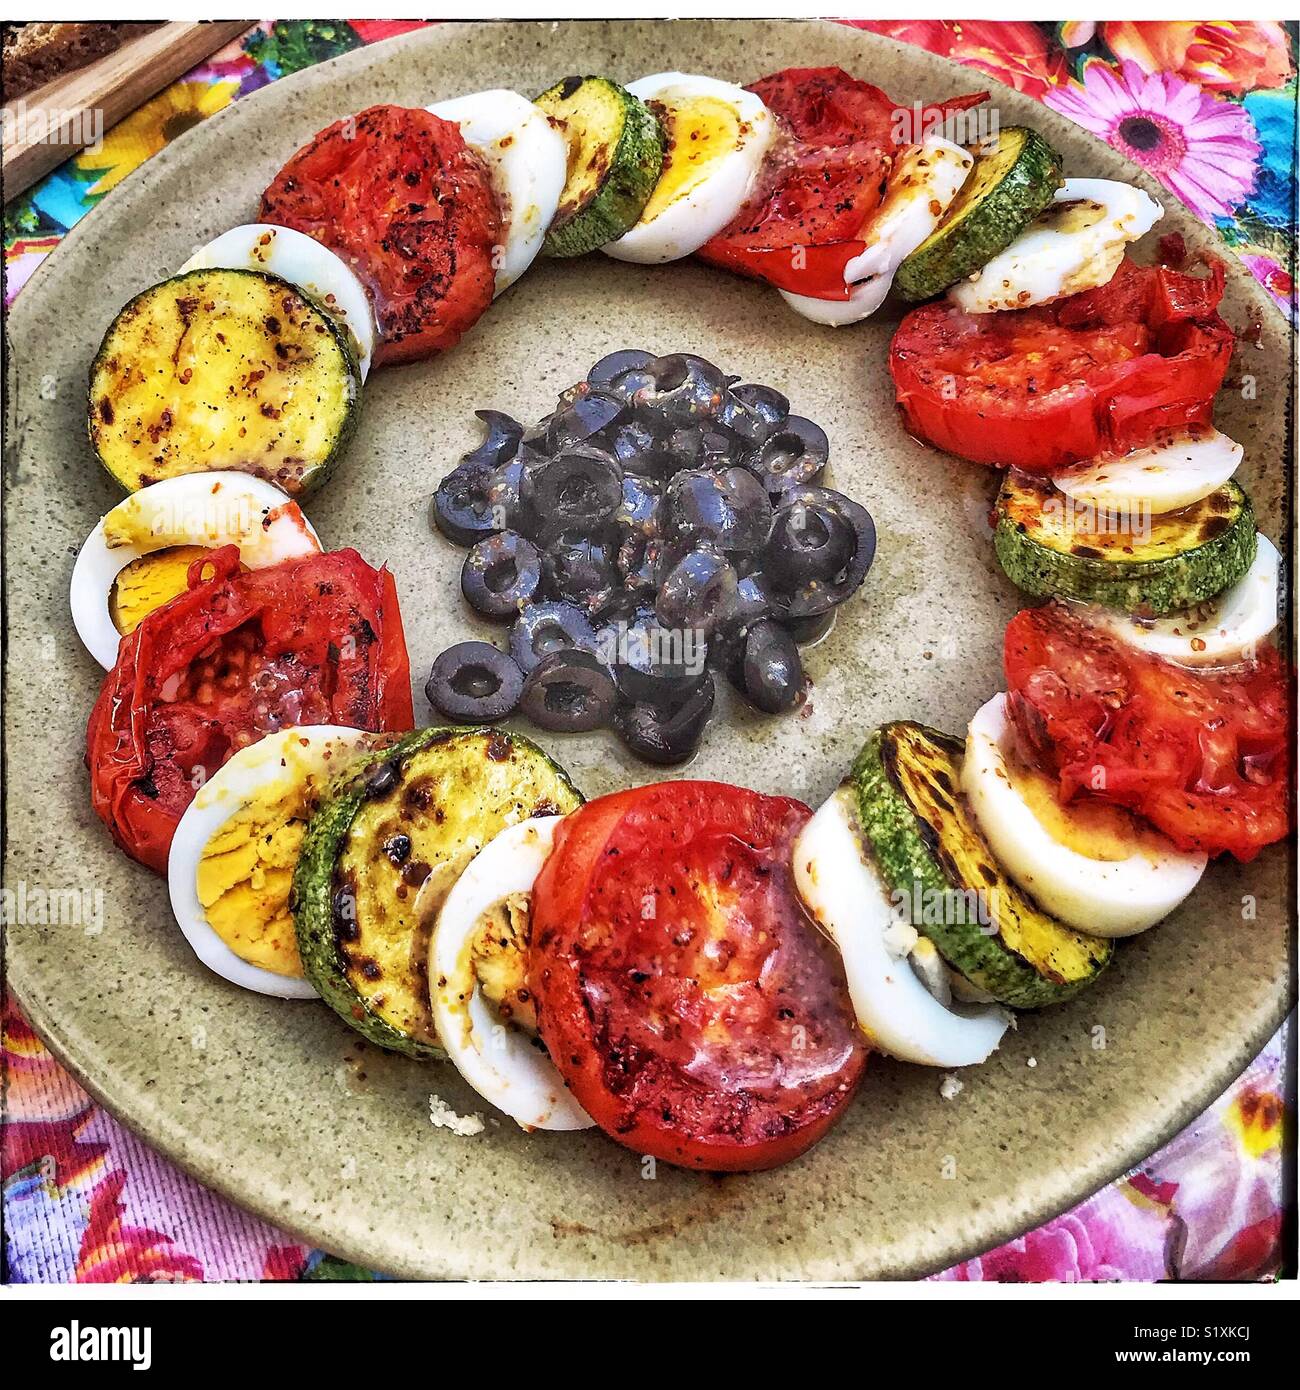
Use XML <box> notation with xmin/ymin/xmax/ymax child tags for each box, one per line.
<box><xmin>70</xmin><ymin>62</ymin><xmax>1289</xmax><ymax>1175</ymax></box>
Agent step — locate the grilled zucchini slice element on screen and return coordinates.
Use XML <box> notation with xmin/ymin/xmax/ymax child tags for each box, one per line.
<box><xmin>292</xmin><ymin>726</ymin><xmax>582</xmax><ymax>1058</ymax></box>
<box><xmin>851</xmin><ymin>722</ymin><xmax>1112</xmax><ymax>1009</ymax></box>
<box><xmin>534</xmin><ymin>75</ymin><xmax>665</xmax><ymax>258</ymax></box>
<box><xmin>894</xmin><ymin>126</ymin><xmax>1062</xmax><ymax>301</ymax></box>
<box><xmin>88</xmin><ymin>267</ymin><xmax>360</xmax><ymax>496</ymax></box>
<box><xmin>994</xmin><ymin>471</ymin><xmax>1257</xmax><ymax>615</ymax></box>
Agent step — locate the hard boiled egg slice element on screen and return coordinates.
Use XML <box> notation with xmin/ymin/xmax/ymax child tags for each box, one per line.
<box><xmin>1091</xmin><ymin>534</ymin><xmax>1280</xmax><ymax>667</ymax></box>
<box><xmin>430</xmin><ymin>816</ymin><xmax>593</xmax><ymax>1131</ymax></box>
<box><xmin>70</xmin><ymin>472</ymin><xmax>320</xmax><ymax>668</ymax></box>
<box><xmin>949</xmin><ymin>177</ymin><xmax>1163</xmax><ymax>314</ymax></box>
<box><xmin>427</xmin><ymin>90</ymin><xmax>566</xmax><ymax>295</ymax></box>
<box><xmin>168</xmin><ymin>726</ymin><xmax>380</xmax><ymax>998</ymax></box>
<box><xmin>602</xmin><ymin>72</ymin><xmax>775</xmax><ymax>264</ymax></box>
<box><xmin>181</xmin><ymin>223</ymin><xmax>376</xmax><ymax>378</ymax></box>
<box><xmin>963</xmin><ymin>694</ymin><xmax>1206</xmax><ymax>937</ymax></box>
<box><xmin>1054</xmin><ymin>426</ymin><xmax>1243</xmax><ymax>516</ymax></box>
<box><xmin>780</xmin><ymin>136</ymin><xmax>973</xmax><ymax>326</ymax></box>
<box><xmin>793</xmin><ymin>789</ymin><xmax>1011</xmax><ymax>1068</ymax></box>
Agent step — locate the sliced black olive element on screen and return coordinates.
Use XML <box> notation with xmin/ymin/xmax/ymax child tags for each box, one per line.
<box><xmin>749</xmin><ymin>415</ymin><xmax>829</xmax><ymax>495</ymax></box>
<box><xmin>547</xmin><ymin>389</ymin><xmax>627</xmax><ymax>451</ymax></box>
<box><xmin>606</xmin><ymin>417</ymin><xmax>663</xmax><ymax>471</ymax></box>
<box><xmin>520</xmin><ymin>649</ymin><xmax>618</xmax><ymax>733</ymax></box>
<box><xmin>615</xmin><ymin>533</ymin><xmax>666</xmax><ymax>599</ymax></box>
<box><xmin>633</xmin><ymin>354</ymin><xmax>728</xmax><ymax>426</ymax></box>
<box><xmin>430</xmin><ymin>461</ymin><xmax>499</xmax><ymax>547</ymax></box>
<box><xmin>615</xmin><ymin>674</ymin><xmax>716</xmax><ymax>765</ymax></box>
<box><xmin>461</xmin><ymin>531</ymin><xmax>542</xmax><ymax>620</ymax></box>
<box><xmin>662</xmin><ymin>466</ymin><xmax>772</xmax><ymax>557</ymax></box>
<box><xmin>425</xmin><ymin>642</ymin><xmax>524</xmax><ymax>723</ymax></box>
<box><xmin>655</xmin><ymin>545</ymin><xmax>738</xmax><ymax>638</ymax></box>
<box><xmin>723</xmin><ymin>383</ymin><xmax>790</xmax><ymax>445</ymax></box>
<box><xmin>462</xmin><ymin>409</ymin><xmax>524</xmax><ymax>467</ymax></box>
<box><xmin>485</xmin><ymin>457</ymin><xmax>523</xmax><ymax>531</ymax></box>
<box><xmin>530</xmin><ymin>447</ymin><xmax>623</xmax><ymax>536</ymax></box>
<box><xmin>732</xmin><ymin>619</ymin><xmax>806</xmax><ymax>714</ymax></box>
<box><xmin>764</xmin><ymin>494</ymin><xmax>858</xmax><ymax>588</ymax></box>
<box><xmin>779</xmin><ymin>608</ymin><xmax>837</xmax><ymax>644</ymax></box>
<box><xmin>588</xmin><ymin>349</ymin><xmax>657</xmax><ymax>399</ymax></box>
<box><xmin>769</xmin><ymin>487</ymin><xmax>876</xmax><ymax>619</ymax></box>
<box><xmin>607</xmin><ymin>606</ymin><xmax>708</xmax><ymax>704</ymax></box>
<box><xmin>717</xmin><ymin>570</ymin><xmax>776</xmax><ymax>635</ymax></box>
<box><xmin>542</xmin><ymin>529</ymin><xmax>617</xmax><ymax>613</ymax></box>
<box><xmin>520</xmin><ymin>414</ymin><xmax>554</xmax><ymax>453</ymax></box>
<box><xmin>508</xmin><ymin>600</ymin><xmax>600</xmax><ymax>676</ymax></box>
<box><xmin>613</xmin><ymin>472</ymin><xmax>662</xmax><ymax>537</ymax></box>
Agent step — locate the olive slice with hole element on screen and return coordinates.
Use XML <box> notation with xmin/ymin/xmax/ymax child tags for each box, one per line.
<box><xmin>508</xmin><ymin>600</ymin><xmax>600</xmax><ymax>675</ymax></box>
<box><xmin>461</xmin><ymin>531</ymin><xmax>543</xmax><ymax>620</ymax></box>
<box><xmin>425</xmin><ymin>642</ymin><xmax>524</xmax><ymax>723</ymax></box>
<box><xmin>463</xmin><ymin>409</ymin><xmax>524</xmax><ymax>467</ymax></box>
<box><xmin>520</xmin><ymin>649</ymin><xmax>618</xmax><ymax>733</ymax></box>
<box><xmin>615</xmin><ymin>674</ymin><xmax>716</xmax><ymax>765</ymax></box>
<box><xmin>749</xmin><ymin>416</ymin><xmax>829</xmax><ymax>495</ymax></box>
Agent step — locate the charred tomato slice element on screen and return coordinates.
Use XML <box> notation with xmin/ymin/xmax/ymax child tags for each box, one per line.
<box><xmin>529</xmin><ymin>781</ymin><xmax>867</xmax><ymax>1170</ymax></box>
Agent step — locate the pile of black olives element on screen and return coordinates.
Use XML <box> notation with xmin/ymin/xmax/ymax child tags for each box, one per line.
<box><xmin>426</xmin><ymin>350</ymin><xmax>876</xmax><ymax>764</ymax></box>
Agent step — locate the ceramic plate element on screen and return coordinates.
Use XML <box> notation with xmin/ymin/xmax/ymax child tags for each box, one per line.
<box><xmin>4</xmin><ymin>19</ymin><xmax>1292</xmax><ymax>1280</ymax></box>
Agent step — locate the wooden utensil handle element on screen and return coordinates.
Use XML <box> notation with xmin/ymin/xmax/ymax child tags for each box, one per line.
<box><xmin>3</xmin><ymin>20</ymin><xmax>254</xmax><ymax>202</ymax></box>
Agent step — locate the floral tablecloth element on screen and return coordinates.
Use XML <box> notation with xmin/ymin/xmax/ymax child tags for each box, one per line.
<box><xmin>2</xmin><ymin>19</ymin><xmax>1292</xmax><ymax>1283</ymax></box>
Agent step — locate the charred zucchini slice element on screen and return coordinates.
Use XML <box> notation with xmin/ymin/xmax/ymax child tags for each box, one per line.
<box><xmin>292</xmin><ymin>726</ymin><xmax>581</xmax><ymax>1058</ymax></box>
<box><xmin>88</xmin><ymin>267</ymin><xmax>360</xmax><ymax>496</ymax></box>
<box><xmin>851</xmin><ymin>722</ymin><xmax>1111</xmax><ymax>1009</ymax></box>
<box><xmin>894</xmin><ymin>126</ymin><xmax>1063</xmax><ymax>302</ymax></box>
<box><xmin>994</xmin><ymin>471</ymin><xmax>1256</xmax><ymax>615</ymax></box>
<box><xmin>534</xmin><ymin>75</ymin><xmax>665</xmax><ymax>258</ymax></box>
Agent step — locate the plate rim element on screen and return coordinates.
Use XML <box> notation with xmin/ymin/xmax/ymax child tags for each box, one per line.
<box><xmin>4</xmin><ymin>16</ymin><xmax>1294</xmax><ymax>1281</ymax></box>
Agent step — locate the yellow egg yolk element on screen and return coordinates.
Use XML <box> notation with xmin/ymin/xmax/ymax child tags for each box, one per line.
<box><xmin>109</xmin><ymin>545</ymin><xmax>211</xmax><ymax>634</ymax></box>
<box><xmin>1003</xmin><ymin>746</ymin><xmax>1170</xmax><ymax>864</ymax></box>
<box><xmin>197</xmin><ymin>785</ymin><xmax>311</xmax><ymax>978</ymax></box>
<box><xmin>641</xmin><ymin>96</ymin><xmax>742</xmax><ymax>222</ymax></box>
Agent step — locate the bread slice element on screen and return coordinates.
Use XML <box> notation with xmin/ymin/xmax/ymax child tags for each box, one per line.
<box><xmin>2</xmin><ymin>21</ymin><xmax>162</xmax><ymax>102</ymax></box>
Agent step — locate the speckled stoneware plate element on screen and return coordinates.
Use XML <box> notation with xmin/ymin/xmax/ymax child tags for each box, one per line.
<box><xmin>4</xmin><ymin>19</ymin><xmax>1293</xmax><ymax>1281</ymax></box>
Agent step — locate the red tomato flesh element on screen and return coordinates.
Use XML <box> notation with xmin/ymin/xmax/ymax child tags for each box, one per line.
<box><xmin>699</xmin><ymin>70</ymin><xmax>987</xmax><ymax>299</ymax></box>
<box><xmin>86</xmin><ymin>546</ymin><xmax>414</xmax><ymax>873</ymax></box>
<box><xmin>889</xmin><ymin>258</ymin><xmax>1235</xmax><ymax>472</ymax></box>
<box><xmin>1004</xmin><ymin>603</ymin><xmax>1291</xmax><ymax>862</ymax></box>
<box><xmin>260</xmin><ymin>105</ymin><xmax>501</xmax><ymax>366</ymax></box>
<box><xmin>529</xmin><ymin>781</ymin><xmax>867</xmax><ymax>1171</ymax></box>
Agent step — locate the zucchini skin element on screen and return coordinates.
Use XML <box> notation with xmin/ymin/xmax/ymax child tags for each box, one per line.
<box><xmin>292</xmin><ymin>730</ymin><xmax>438</xmax><ymax>1059</ymax></box>
<box><xmin>535</xmin><ymin>76</ymin><xmax>666</xmax><ymax>258</ymax></box>
<box><xmin>894</xmin><ymin>127</ymin><xmax>1063</xmax><ymax>302</ymax></box>
<box><xmin>850</xmin><ymin>727</ymin><xmax>1110</xmax><ymax>1009</ymax></box>
<box><xmin>292</xmin><ymin>726</ymin><xmax>583</xmax><ymax>1059</ymax></box>
<box><xmin>88</xmin><ymin>267</ymin><xmax>361</xmax><ymax>497</ymax></box>
<box><xmin>994</xmin><ymin>479</ymin><xmax>1257</xmax><ymax>616</ymax></box>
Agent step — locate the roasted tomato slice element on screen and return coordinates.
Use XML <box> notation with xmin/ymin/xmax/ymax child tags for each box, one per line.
<box><xmin>698</xmin><ymin>69</ymin><xmax>985</xmax><ymax>300</ymax></box>
<box><xmin>260</xmin><ymin>104</ymin><xmax>501</xmax><ymax>365</ymax></box>
<box><xmin>529</xmin><ymin>781</ymin><xmax>867</xmax><ymax>1171</ymax></box>
<box><xmin>1004</xmin><ymin>602</ymin><xmax>1291</xmax><ymax>862</ymax></box>
<box><xmin>86</xmin><ymin>546</ymin><xmax>414</xmax><ymax>873</ymax></box>
<box><xmin>889</xmin><ymin>257</ymin><xmax>1235</xmax><ymax>472</ymax></box>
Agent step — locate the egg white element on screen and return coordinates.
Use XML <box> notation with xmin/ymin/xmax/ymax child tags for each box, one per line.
<box><xmin>167</xmin><ymin>726</ymin><xmax>374</xmax><ymax>998</ymax></box>
<box><xmin>1091</xmin><ymin>534</ymin><xmax>1280</xmax><ymax>667</ymax></box>
<box><xmin>70</xmin><ymin>472</ymin><xmax>321</xmax><ymax>669</ymax></box>
<box><xmin>780</xmin><ymin>136</ymin><xmax>973</xmax><ymax>326</ymax></box>
<box><xmin>1054</xmin><ymin>427</ymin><xmax>1243</xmax><ymax>516</ymax></box>
<box><xmin>427</xmin><ymin>90</ymin><xmax>567</xmax><ymax>295</ymax></box>
<box><xmin>793</xmin><ymin>789</ymin><xmax>1011</xmax><ymax>1068</ymax></box>
<box><xmin>602</xmin><ymin>72</ymin><xmax>775</xmax><ymax>264</ymax></box>
<box><xmin>950</xmin><ymin>177</ymin><xmax>1163</xmax><ymax>314</ymax></box>
<box><xmin>181</xmin><ymin>223</ymin><xmax>376</xmax><ymax>379</ymax></box>
<box><xmin>962</xmin><ymin>693</ymin><xmax>1206</xmax><ymax>937</ymax></box>
<box><xmin>430</xmin><ymin>816</ymin><xmax>594</xmax><ymax>1131</ymax></box>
